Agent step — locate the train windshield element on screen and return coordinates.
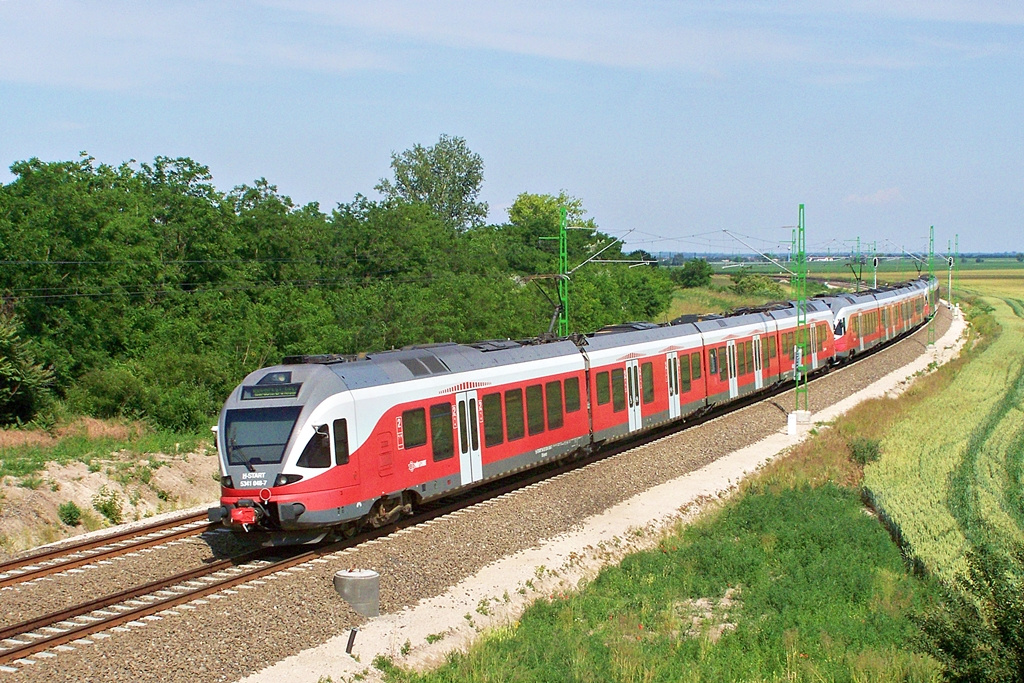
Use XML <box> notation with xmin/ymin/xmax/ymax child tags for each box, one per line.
<box><xmin>224</xmin><ymin>406</ymin><xmax>302</xmax><ymax>469</ymax></box>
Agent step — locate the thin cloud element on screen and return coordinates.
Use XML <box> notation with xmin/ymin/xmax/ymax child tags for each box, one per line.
<box><xmin>844</xmin><ymin>187</ymin><xmax>903</xmax><ymax>205</ymax></box>
<box><xmin>1</xmin><ymin>1</ymin><xmax>1021</xmax><ymax>91</ymax></box>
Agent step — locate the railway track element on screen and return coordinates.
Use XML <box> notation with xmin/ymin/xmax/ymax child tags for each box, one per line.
<box><xmin>0</xmin><ymin>512</ymin><xmax>214</xmax><ymax>588</ymax></box>
<box><xmin>0</xmin><ymin>454</ymin><xmax>604</xmax><ymax>666</ymax></box>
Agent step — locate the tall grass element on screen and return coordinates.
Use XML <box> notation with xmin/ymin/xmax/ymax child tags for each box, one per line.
<box><xmin>383</xmin><ymin>485</ymin><xmax>940</xmax><ymax>683</ymax></box>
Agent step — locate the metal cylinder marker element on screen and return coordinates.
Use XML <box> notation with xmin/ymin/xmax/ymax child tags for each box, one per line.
<box><xmin>333</xmin><ymin>569</ymin><xmax>380</xmax><ymax>617</ymax></box>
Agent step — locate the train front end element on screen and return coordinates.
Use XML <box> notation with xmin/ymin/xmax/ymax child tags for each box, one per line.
<box><xmin>207</xmin><ymin>363</ymin><xmax>362</xmax><ymax>544</ymax></box>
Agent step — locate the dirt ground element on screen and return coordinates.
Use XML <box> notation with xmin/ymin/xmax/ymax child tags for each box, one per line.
<box><xmin>0</xmin><ymin>420</ymin><xmax>219</xmax><ymax>556</ymax></box>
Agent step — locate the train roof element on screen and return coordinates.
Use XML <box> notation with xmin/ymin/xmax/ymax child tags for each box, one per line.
<box><xmin>281</xmin><ymin>338</ymin><xmax>583</xmax><ymax>390</ymax></box>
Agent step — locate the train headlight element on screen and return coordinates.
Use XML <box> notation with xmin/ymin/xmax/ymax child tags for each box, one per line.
<box><xmin>221</xmin><ymin>476</ymin><xmax>234</xmax><ymax>488</ymax></box>
<box><xmin>274</xmin><ymin>473</ymin><xmax>304</xmax><ymax>487</ymax></box>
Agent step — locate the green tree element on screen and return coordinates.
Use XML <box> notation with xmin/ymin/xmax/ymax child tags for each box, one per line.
<box><xmin>0</xmin><ymin>312</ymin><xmax>54</xmax><ymax>425</ymax></box>
<box><xmin>375</xmin><ymin>134</ymin><xmax>488</xmax><ymax>231</ymax></box>
<box><xmin>671</xmin><ymin>258</ymin><xmax>714</xmax><ymax>288</ymax></box>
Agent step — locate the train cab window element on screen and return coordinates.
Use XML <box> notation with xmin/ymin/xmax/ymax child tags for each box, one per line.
<box><xmin>505</xmin><ymin>389</ymin><xmax>525</xmax><ymax>441</ymax></box>
<box><xmin>297</xmin><ymin>426</ymin><xmax>331</xmax><ymax>468</ymax></box>
<box><xmin>611</xmin><ymin>368</ymin><xmax>626</xmax><ymax>412</ymax></box>
<box><xmin>596</xmin><ymin>371</ymin><xmax>611</xmax><ymax>406</ymax></box>
<box><xmin>690</xmin><ymin>352</ymin><xmax>701</xmax><ymax>380</ymax></box>
<box><xmin>429</xmin><ymin>403</ymin><xmax>454</xmax><ymax>461</ymax></box>
<box><xmin>333</xmin><ymin>419</ymin><xmax>349</xmax><ymax>466</ymax></box>
<box><xmin>545</xmin><ymin>381</ymin><xmax>563</xmax><ymax>429</ymax></box>
<box><xmin>526</xmin><ymin>384</ymin><xmax>545</xmax><ymax>435</ymax></box>
<box><xmin>482</xmin><ymin>393</ymin><xmax>504</xmax><ymax>448</ymax></box>
<box><xmin>680</xmin><ymin>356</ymin><xmax>692</xmax><ymax>392</ymax></box>
<box><xmin>402</xmin><ymin>408</ymin><xmax>427</xmax><ymax>449</ymax></box>
<box><xmin>564</xmin><ymin>377</ymin><xmax>581</xmax><ymax>413</ymax></box>
<box><xmin>641</xmin><ymin>362</ymin><xmax>655</xmax><ymax>404</ymax></box>
<box><xmin>718</xmin><ymin>346</ymin><xmax>728</xmax><ymax>381</ymax></box>
<box><xmin>708</xmin><ymin>348</ymin><xmax>718</xmax><ymax>376</ymax></box>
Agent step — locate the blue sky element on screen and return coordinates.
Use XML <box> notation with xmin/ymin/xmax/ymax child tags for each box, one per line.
<box><xmin>1</xmin><ymin>1</ymin><xmax>1021</xmax><ymax>256</ymax></box>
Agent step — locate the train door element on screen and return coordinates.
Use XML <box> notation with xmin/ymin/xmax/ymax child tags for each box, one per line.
<box><xmin>752</xmin><ymin>335</ymin><xmax>763</xmax><ymax>391</ymax></box>
<box><xmin>456</xmin><ymin>390</ymin><xmax>483</xmax><ymax>485</ymax></box>
<box><xmin>626</xmin><ymin>359</ymin><xmax>642</xmax><ymax>432</ymax></box>
<box><xmin>667</xmin><ymin>352</ymin><xmax>680</xmax><ymax>419</ymax></box>
<box><xmin>809</xmin><ymin>324</ymin><xmax>818</xmax><ymax>370</ymax></box>
<box><xmin>726</xmin><ymin>341</ymin><xmax>739</xmax><ymax>399</ymax></box>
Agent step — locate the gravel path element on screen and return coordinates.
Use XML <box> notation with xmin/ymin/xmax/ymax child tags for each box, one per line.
<box><xmin>5</xmin><ymin>309</ymin><xmax>951</xmax><ymax>683</ymax></box>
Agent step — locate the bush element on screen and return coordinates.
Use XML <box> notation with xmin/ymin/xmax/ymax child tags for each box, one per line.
<box><xmin>729</xmin><ymin>268</ymin><xmax>785</xmax><ymax>298</ymax></box>
<box><xmin>915</xmin><ymin>540</ymin><xmax>1024</xmax><ymax>682</ymax></box>
<box><xmin>58</xmin><ymin>501</ymin><xmax>82</xmax><ymax>526</ymax></box>
<box><xmin>92</xmin><ymin>485</ymin><xmax>123</xmax><ymax>525</ymax></box>
<box><xmin>67</xmin><ymin>365</ymin><xmax>150</xmax><ymax>420</ymax></box>
<box><xmin>849</xmin><ymin>436</ymin><xmax>882</xmax><ymax>465</ymax></box>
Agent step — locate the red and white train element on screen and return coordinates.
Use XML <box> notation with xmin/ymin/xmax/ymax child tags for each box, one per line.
<box><xmin>208</xmin><ymin>277</ymin><xmax>938</xmax><ymax>543</ymax></box>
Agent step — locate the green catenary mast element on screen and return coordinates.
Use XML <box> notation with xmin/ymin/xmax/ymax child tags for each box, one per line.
<box><xmin>557</xmin><ymin>206</ymin><xmax>569</xmax><ymax>336</ymax></box>
<box><xmin>794</xmin><ymin>204</ymin><xmax>809</xmax><ymax>413</ymax></box>
<box><xmin>927</xmin><ymin>225</ymin><xmax>936</xmax><ymax>346</ymax></box>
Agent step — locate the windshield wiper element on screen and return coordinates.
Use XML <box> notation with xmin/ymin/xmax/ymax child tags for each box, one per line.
<box><xmin>229</xmin><ymin>438</ymin><xmax>257</xmax><ymax>473</ymax></box>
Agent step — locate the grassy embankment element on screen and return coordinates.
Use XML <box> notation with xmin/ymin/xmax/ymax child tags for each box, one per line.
<box><xmin>373</xmin><ymin>266</ymin><xmax>1024</xmax><ymax>682</ymax></box>
<box><xmin>0</xmin><ymin>421</ymin><xmax>210</xmax><ymax>481</ymax></box>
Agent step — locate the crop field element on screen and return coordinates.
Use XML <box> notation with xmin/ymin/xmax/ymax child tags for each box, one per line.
<box><xmin>863</xmin><ymin>268</ymin><xmax>1024</xmax><ymax>584</ymax></box>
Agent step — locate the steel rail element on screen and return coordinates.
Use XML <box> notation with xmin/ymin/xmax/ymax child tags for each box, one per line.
<box><xmin>0</xmin><ymin>513</ymin><xmax>215</xmax><ymax>588</ymax></box>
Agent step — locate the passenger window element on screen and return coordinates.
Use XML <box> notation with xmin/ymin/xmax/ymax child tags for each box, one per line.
<box><xmin>505</xmin><ymin>389</ymin><xmax>524</xmax><ymax>441</ymax></box>
<box><xmin>596</xmin><ymin>371</ymin><xmax>611</xmax><ymax>406</ymax></box>
<box><xmin>564</xmin><ymin>377</ymin><xmax>581</xmax><ymax>413</ymax></box>
<box><xmin>737</xmin><ymin>344</ymin><xmax>747</xmax><ymax>375</ymax></box>
<box><xmin>641</xmin><ymin>362</ymin><xmax>655</xmax><ymax>404</ymax></box>
<box><xmin>546</xmin><ymin>381</ymin><xmax>563</xmax><ymax>429</ymax></box>
<box><xmin>745</xmin><ymin>342</ymin><xmax>754</xmax><ymax>373</ymax></box>
<box><xmin>482</xmin><ymin>393</ymin><xmax>504</xmax><ymax>448</ymax></box>
<box><xmin>769</xmin><ymin>336</ymin><xmax>777</xmax><ymax>358</ymax></box>
<box><xmin>297</xmin><ymin>426</ymin><xmax>331</xmax><ymax>468</ymax></box>
<box><xmin>690</xmin><ymin>352</ymin><xmax>701</xmax><ymax>379</ymax></box>
<box><xmin>708</xmin><ymin>348</ymin><xmax>718</xmax><ymax>376</ymax></box>
<box><xmin>402</xmin><ymin>408</ymin><xmax>427</xmax><ymax>449</ymax></box>
<box><xmin>611</xmin><ymin>368</ymin><xmax>625</xmax><ymax>412</ymax></box>
<box><xmin>719</xmin><ymin>346</ymin><xmax>728</xmax><ymax>381</ymax></box>
<box><xmin>430</xmin><ymin>403</ymin><xmax>454</xmax><ymax>461</ymax></box>
<box><xmin>526</xmin><ymin>384</ymin><xmax>545</xmax><ymax>435</ymax></box>
<box><xmin>680</xmin><ymin>356</ymin><xmax>691</xmax><ymax>392</ymax></box>
<box><xmin>333</xmin><ymin>419</ymin><xmax>349</xmax><ymax>466</ymax></box>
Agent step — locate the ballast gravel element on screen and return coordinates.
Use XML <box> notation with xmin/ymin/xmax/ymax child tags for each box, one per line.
<box><xmin>0</xmin><ymin>531</ymin><xmax>255</xmax><ymax>630</ymax></box>
<box><xmin>5</xmin><ymin>309</ymin><xmax>952</xmax><ymax>683</ymax></box>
